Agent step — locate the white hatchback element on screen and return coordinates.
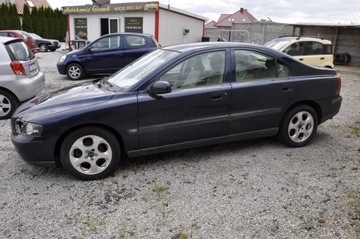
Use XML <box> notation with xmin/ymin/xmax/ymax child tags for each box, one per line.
<box><xmin>0</xmin><ymin>36</ymin><xmax>45</xmax><ymax>119</ymax></box>
<box><xmin>265</xmin><ymin>36</ymin><xmax>334</xmax><ymax>69</ymax></box>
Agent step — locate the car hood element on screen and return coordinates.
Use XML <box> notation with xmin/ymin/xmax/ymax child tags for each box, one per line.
<box><xmin>14</xmin><ymin>82</ymin><xmax>114</xmax><ymax>121</ymax></box>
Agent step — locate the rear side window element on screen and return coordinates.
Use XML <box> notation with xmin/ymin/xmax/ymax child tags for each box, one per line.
<box><xmin>323</xmin><ymin>44</ymin><xmax>332</xmax><ymax>54</ymax></box>
<box><xmin>125</xmin><ymin>35</ymin><xmax>146</xmax><ymax>48</ymax></box>
<box><xmin>234</xmin><ymin>50</ymin><xmax>290</xmax><ymax>81</ymax></box>
<box><xmin>306</xmin><ymin>42</ymin><xmax>326</xmax><ymax>55</ymax></box>
<box><xmin>6</xmin><ymin>41</ymin><xmax>35</xmax><ymax>61</ymax></box>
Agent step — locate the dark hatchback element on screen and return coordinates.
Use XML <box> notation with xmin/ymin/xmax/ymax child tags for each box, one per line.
<box><xmin>30</xmin><ymin>33</ymin><xmax>61</xmax><ymax>52</ymax></box>
<box><xmin>57</xmin><ymin>33</ymin><xmax>159</xmax><ymax>80</ymax></box>
<box><xmin>12</xmin><ymin>42</ymin><xmax>342</xmax><ymax>180</ymax></box>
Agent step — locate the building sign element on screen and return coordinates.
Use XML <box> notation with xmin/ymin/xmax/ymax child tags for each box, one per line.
<box><xmin>63</xmin><ymin>2</ymin><xmax>158</xmax><ymax>15</ymax></box>
<box><xmin>125</xmin><ymin>17</ymin><xmax>143</xmax><ymax>33</ymax></box>
<box><xmin>74</xmin><ymin>18</ymin><xmax>88</xmax><ymax>40</ymax></box>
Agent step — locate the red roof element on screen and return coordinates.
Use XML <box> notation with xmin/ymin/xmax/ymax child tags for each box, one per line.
<box><xmin>205</xmin><ymin>20</ymin><xmax>217</xmax><ymax>29</ymax></box>
<box><xmin>214</xmin><ymin>8</ymin><xmax>257</xmax><ymax>28</ymax></box>
<box><xmin>15</xmin><ymin>0</ymin><xmax>51</xmax><ymax>15</ymax></box>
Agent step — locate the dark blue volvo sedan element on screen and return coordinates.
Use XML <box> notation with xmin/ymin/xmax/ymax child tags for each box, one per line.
<box><xmin>12</xmin><ymin>42</ymin><xmax>342</xmax><ymax>180</ymax></box>
<box><xmin>57</xmin><ymin>33</ymin><xmax>159</xmax><ymax>80</ymax></box>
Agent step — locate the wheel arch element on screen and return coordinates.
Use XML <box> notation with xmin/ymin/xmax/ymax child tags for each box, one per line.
<box><xmin>54</xmin><ymin>123</ymin><xmax>128</xmax><ymax>165</ymax></box>
<box><xmin>0</xmin><ymin>87</ymin><xmax>20</xmax><ymax>103</ymax></box>
<box><xmin>281</xmin><ymin>100</ymin><xmax>322</xmax><ymax>125</ymax></box>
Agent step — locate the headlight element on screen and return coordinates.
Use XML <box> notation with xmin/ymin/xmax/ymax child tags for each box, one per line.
<box><xmin>59</xmin><ymin>55</ymin><xmax>66</xmax><ymax>63</ymax></box>
<box><xmin>14</xmin><ymin>119</ymin><xmax>43</xmax><ymax>136</ymax></box>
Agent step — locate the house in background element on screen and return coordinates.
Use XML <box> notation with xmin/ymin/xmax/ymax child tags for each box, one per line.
<box><xmin>206</xmin><ymin>8</ymin><xmax>257</xmax><ymax>29</ymax></box>
<box><xmin>205</xmin><ymin>8</ymin><xmax>257</xmax><ymax>41</ymax></box>
<box><xmin>15</xmin><ymin>0</ymin><xmax>51</xmax><ymax>15</ymax></box>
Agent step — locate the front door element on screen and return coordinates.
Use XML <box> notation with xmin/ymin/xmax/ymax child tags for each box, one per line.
<box><xmin>137</xmin><ymin>51</ymin><xmax>231</xmax><ymax>153</ymax></box>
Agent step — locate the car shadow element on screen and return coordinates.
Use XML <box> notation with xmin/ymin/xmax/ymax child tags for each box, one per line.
<box><xmin>119</xmin><ymin>137</ymin><xmax>280</xmax><ymax>170</ymax></box>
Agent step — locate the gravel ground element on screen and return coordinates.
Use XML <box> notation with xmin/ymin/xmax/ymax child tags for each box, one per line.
<box><xmin>0</xmin><ymin>49</ymin><xmax>359</xmax><ymax>239</ymax></box>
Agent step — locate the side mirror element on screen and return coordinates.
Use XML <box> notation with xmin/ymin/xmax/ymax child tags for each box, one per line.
<box><xmin>149</xmin><ymin>81</ymin><xmax>172</xmax><ymax>95</ymax></box>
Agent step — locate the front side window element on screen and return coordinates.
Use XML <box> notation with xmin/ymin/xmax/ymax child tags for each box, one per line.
<box><xmin>235</xmin><ymin>50</ymin><xmax>290</xmax><ymax>81</ymax></box>
<box><xmin>91</xmin><ymin>35</ymin><xmax>120</xmax><ymax>52</ymax></box>
<box><xmin>283</xmin><ymin>42</ymin><xmax>304</xmax><ymax>56</ymax></box>
<box><xmin>159</xmin><ymin>51</ymin><xmax>226</xmax><ymax>90</ymax></box>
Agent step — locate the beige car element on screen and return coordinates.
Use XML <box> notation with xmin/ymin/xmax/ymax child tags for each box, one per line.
<box><xmin>264</xmin><ymin>37</ymin><xmax>334</xmax><ymax>68</ymax></box>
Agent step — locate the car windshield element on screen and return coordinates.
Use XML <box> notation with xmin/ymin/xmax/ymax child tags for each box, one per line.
<box><xmin>264</xmin><ymin>39</ymin><xmax>291</xmax><ymax>50</ymax></box>
<box><xmin>30</xmin><ymin>33</ymin><xmax>42</xmax><ymax>40</ymax></box>
<box><xmin>107</xmin><ymin>49</ymin><xmax>180</xmax><ymax>91</ymax></box>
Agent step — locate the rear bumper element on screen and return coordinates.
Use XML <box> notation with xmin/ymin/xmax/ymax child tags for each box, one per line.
<box><xmin>5</xmin><ymin>72</ymin><xmax>45</xmax><ymax>102</ymax></box>
<box><xmin>319</xmin><ymin>95</ymin><xmax>342</xmax><ymax>123</ymax></box>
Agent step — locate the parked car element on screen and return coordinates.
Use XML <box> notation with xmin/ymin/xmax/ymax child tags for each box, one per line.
<box><xmin>264</xmin><ymin>36</ymin><xmax>334</xmax><ymax>68</ymax></box>
<box><xmin>29</xmin><ymin>33</ymin><xmax>61</xmax><ymax>52</ymax></box>
<box><xmin>57</xmin><ymin>33</ymin><xmax>160</xmax><ymax>80</ymax></box>
<box><xmin>0</xmin><ymin>30</ymin><xmax>39</xmax><ymax>53</ymax></box>
<box><xmin>12</xmin><ymin>42</ymin><xmax>342</xmax><ymax>180</ymax></box>
<box><xmin>0</xmin><ymin>36</ymin><xmax>45</xmax><ymax>119</ymax></box>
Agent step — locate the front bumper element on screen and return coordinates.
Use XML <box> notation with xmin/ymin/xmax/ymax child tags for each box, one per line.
<box><xmin>11</xmin><ymin>134</ymin><xmax>57</xmax><ymax>168</ymax></box>
<box><xmin>57</xmin><ymin>62</ymin><xmax>66</xmax><ymax>75</ymax></box>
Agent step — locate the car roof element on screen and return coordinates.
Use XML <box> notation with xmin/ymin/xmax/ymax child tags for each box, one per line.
<box><xmin>103</xmin><ymin>32</ymin><xmax>154</xmax><ymax>37</ymax></box>
<box><xmin>0</xmin><ymin>36</ymin><xmax>23</xmax><ymax>44</ymax></box>
<box><xmin>271</xmin><ymin>36</ymin><xmax>332</xmax><ymax>44</ymax></box>
<box><xmin>163</xmin><ymin>42</ymin><xmax>275</xmax><ymax>54</ymax></box>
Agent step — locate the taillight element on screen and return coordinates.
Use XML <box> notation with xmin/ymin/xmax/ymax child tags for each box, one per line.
<box><xmin>336</xmin><ymin>75</ymin><xmax>342</xmax><ymax>95</ymax></box>
<box><xmin>10</xmin><ymin>61</ymin><xmax>26</xmax><ymax>75</ymax></box>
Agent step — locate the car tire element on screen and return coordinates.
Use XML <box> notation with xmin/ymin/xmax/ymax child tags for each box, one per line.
<box><xmin>0</xmin><ymin>89</ymin><xmax>19</xmax><ymax>119</ymax></box>
<box><xmin>60</xmin><ymin>127</ymin><xmax>121</xmax><ymax>180</ymax></box>
<box><xmin>66</xmin><ymin>63</ymin><xmax>84</xmax><ymax>80</ymax></box>
<box><xmin>277</xmin><ymin>105</ymin><xmax>318</xmax><ymax>147</ymax></box>
<box><xmin>39</xmin><ymin>44</ymin><xmax>48</xmax><ymax>52</ymax></box>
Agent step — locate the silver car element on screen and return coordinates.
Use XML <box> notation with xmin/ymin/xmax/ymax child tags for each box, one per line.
<box><xmin>0</xmin><ymin>36</ymin><xmax>45</xmax><ymax>119</ymax></box>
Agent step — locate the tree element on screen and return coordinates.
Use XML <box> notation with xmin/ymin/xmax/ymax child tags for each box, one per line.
<box><xmin>0</xmin><ymin>3</ymin><xmax>10</xmax><ymax>29</ymax></box>
<box><xmin>57</xmin><ymin>9</ymin><xmax>67</xmax><ymax>41</ymax></box>
<box><xmin>10</xmin><ymin>4</ymin><xmax>21</xmax><ymax>29</ymax></box>
<box><xmin>38</xmin><ymin>7</ymin><xmax>48</xmax><ymax>38</ymax></box>
<box><xmin>22</xmin><ymin>4</ymin><xmax>33</xmax><ymax>32</ymax></box>
<box><xmin>45</xmin><ymin>8</ymin><xmax>54</xmax><ymax>38</ymax></box>
<box><xmin>31</xmin><ymin>7</ymin><xmax>40</xmax><ymax>34</ymax></box>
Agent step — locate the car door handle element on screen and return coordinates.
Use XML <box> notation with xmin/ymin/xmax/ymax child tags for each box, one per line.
<box><xmin>211</xmin><ymin>92</ymin><xmax>227</xmax><ymax>101</ymax></box>
<box><xmin>320</xmin><ymin>57</ymin><xmax>325</xmax><ymax>60</ymax></box>
<box><xmin>282</xmin><ymin>87</ymin><xmax>292</xmax><ymax>92</ymax></box>
<box><xmin>299</xmin><ymin>58</ymin><xmax>304</xmax><ymax>61</ymax></box>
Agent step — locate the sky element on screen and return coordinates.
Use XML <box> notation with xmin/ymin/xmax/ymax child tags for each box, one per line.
<box><xmin>46</xmin><ymin>0</ymin><xmax>360</xmax><ymax>25</ymax></box>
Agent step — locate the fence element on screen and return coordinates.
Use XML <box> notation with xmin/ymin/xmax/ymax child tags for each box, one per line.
<box><xmin>205</xmin><ymin>21</ymin><xmax>360</xmax><ymax>66</ymax></box>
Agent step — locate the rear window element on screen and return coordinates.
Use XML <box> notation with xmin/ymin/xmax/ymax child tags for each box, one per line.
<box><xmin>6</xmin><ymin>41</ymin><xmax>35</xmax><ymax>61</ymax></box>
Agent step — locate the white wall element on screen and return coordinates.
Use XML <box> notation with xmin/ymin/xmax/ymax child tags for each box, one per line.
<box><xmin>68</xmin><ymin>13</ymin><xmax>155</xmax><ymax>42</ymax></box>
<box><xmin>158</xmin><ymin>8</ymin><xmax>205</xmax><ymax>46</ymax></box>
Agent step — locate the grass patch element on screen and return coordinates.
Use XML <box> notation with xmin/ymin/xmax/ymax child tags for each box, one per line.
<box><xmin>153</xmin><ymin>185</ymin><xmax>168</xmax><ymax>198</ymax></box>
<box><xmin>171</xmin><ymin>232</ymin><xmax>189</xmax><ymax>239</ymax></box>
<box><xmin>352</xmin><ymin>121</ymin><xmax>360</xmax><ymax>137</ymax></box>
<box><xmin>348</xmin><ymin>192</ymin><xmax>360</xmax><ymax>238</ymax></box>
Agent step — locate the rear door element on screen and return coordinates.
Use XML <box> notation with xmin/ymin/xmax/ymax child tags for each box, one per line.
<box><xmin>302</xmin><ymin>41</ymin><xmax>334</xmax><ymax>68</ymax></box>
<box><xmin>121</xmin><ymin>35</ymin><xmax>157</xmax><ymax>67</ymax></box>
<box><xmin>229</xmin><ymin>49</ymin><xmax>292</xmax><ymax>140</ymax></box>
